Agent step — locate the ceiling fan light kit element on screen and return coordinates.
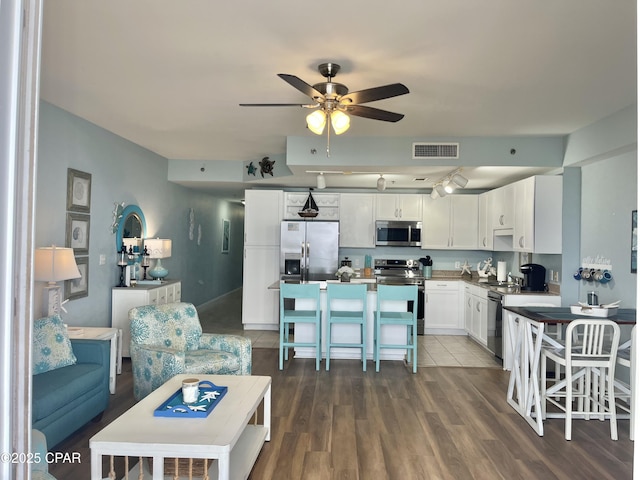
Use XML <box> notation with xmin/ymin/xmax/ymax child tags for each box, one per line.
<box><xmin>240</xmin><ymin>62</ymin><xmax>409</xmax><ymax>155</ymax></box>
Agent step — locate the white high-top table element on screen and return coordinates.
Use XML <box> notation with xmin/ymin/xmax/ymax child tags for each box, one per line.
<box><xmin>90</xmin><ymin>374</ymin><xmax>271</xmax><ymax>480</ymax></box>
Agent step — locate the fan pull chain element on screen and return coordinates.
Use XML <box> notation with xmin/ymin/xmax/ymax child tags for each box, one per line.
<box><xmin>326</xmin><ymin>120</ymin><xmax>331</xmax><ymax>157</ymax></box>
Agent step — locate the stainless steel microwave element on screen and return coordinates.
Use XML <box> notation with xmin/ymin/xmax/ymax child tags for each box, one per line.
<box><xmin>375</xmin><ymin>221</ymin><xmax>422</xmax><ymax>247</ymax></box>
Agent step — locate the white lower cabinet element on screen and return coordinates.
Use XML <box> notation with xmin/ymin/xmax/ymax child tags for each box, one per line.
<box><xmin>464</xmin><ymin>284</ymin><xmax>487</xmax><ymax>346</ymax></box>
<box><xmin>242</xmin><ymin>245</ymin><xmax>279</xmax><ymax>330</ymax></box>
<box><xmin>111</xmin><ymin>280</ymin><xmax>182</xmax><ymax>357</ymax></box>
<box><xmin>424</xmin><ymin>281</ymin><xmax>463</xmax><ymax>334</ymax></box>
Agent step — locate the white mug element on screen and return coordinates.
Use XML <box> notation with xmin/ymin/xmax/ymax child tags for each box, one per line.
<box><xmin>182</xmin><ymin>378</ymin><xmax>200</xmax><ymax>404</ymax></box>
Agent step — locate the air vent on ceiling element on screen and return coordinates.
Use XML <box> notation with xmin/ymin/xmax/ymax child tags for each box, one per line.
<box><xmin>412</xmin><ymin>142</ymin><xmax>459</xmax><ymax>159</ymax></box>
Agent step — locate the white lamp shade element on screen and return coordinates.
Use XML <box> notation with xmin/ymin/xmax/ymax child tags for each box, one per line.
<box><xmin>330</xmin><ymin>110</ymin><xmax>350</xmax><ymax>135</ymax></box>
<box><xmin>306</xmin><ymin>110</ymin><xmax>326</xmax><ymax>135</ymax></box>
<box><xmin>145</xmin><ymin>238</ymin><xmax>172</xmax><ymax>259</ymax></box>
<box><xmin>34</xmin><ymin>246</ymin><xmax>81</xmax><ymax>283</ymax></box>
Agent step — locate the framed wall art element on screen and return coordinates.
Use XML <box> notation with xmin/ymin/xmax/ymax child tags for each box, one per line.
<box><xmin>222</xmin><ymin>219</ymin><xmax>230</xmax><ymax>253</ymax></box>
<box><xmin>65</xmin><ymin>256</ymin><xmax>88</xmax><ymax>300</ymax></box>
<box><xmin>66</xmin><ymin>213</ymin><xmax>90</xmax><ymax>255</ymax></box>
<box><xmin>66</xmin><ymin>168</ymin><xmax>92</xmax><ymax>213</ymax></box>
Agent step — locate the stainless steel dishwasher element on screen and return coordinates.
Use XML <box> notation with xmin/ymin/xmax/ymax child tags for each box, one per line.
<box><xmin>486</xmin><ymin>290</ymin><xmax>503</xmax><ymax>361</ymax></box>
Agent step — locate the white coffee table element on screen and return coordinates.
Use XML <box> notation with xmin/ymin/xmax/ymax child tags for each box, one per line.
<box><xmin>90</xmin><ymin>374</ymin><xmax>271</xmax><ymax>480</ymax></box>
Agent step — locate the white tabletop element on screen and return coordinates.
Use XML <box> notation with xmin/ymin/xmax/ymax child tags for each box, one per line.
<box><xmin>90</xmin><ymin>374</ymin><xmax>271</xmax><ymax>457</ymax></box>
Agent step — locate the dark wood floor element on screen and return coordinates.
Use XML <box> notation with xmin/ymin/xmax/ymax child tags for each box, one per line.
<box><xmin>49</xmin><ymin>349</ymin><xmax>633</xmax><ymax>479</ymax></box>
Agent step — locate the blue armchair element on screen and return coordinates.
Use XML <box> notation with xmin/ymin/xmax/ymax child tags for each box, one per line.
<box><xmin>129</xmin><ymin>302</ymin><xmax>251</xmax><ymax>400</ymax></box>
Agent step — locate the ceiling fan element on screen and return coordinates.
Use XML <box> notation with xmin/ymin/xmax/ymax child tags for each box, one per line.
<box><xmin>239</xmin><ymin>63</ymin><xmax>409</xmax><ymax>141</ymax></box>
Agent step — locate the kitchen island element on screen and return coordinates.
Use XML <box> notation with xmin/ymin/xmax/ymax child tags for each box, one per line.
<box><xmin>504</xmin><ymin>305</ymin><xmax>636</xmax><ymax>436</ymax></box>
<box><xmin>269</xmin><ymin>280</ymin><xmax>410</xmax><ymax>363</ymax></box>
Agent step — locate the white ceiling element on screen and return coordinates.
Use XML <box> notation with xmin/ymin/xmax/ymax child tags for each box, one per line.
<box><xmin>39</xmin><ymin>1</ymin><xmax>636</xmax><ymax>195</ymax></box>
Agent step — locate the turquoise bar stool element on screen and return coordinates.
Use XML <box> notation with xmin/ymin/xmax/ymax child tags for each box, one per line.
<box><xmin>326</xmin><ymin>283</ymin><xmax>368</xmax><ymax>371</ymax></box>
<box><xmin>374</xmin><ymin>284</ymin><xmax>418</xmax><ymax>373</ymax></box>
<box><xmin>279</xmin><ymin>282</ymin><xmax>322</xmax><ymax>370</ymax></box>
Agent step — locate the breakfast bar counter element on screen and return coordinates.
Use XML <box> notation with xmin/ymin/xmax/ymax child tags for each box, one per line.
<box><xmin>269</xmin><ymin>280</ymin><xmax>409</xmax><ymax>362</ymax></box>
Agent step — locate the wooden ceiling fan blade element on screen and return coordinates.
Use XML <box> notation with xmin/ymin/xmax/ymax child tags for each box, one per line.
<box><xmin>341</xmin><ymin>83</ymin><xmax>409</xmax><ymax>105</ymax></box>
<box><xmin>239</xmin><ymin>103</ymin><xmax>315</xmax><ymax>107</ymax></box>
<box><xmin>344</xmin><ymin>105</ymin><xmax>405</xmax><ymax>122</ymax></box>
<box><xmin>278</xmin><ymin>74</ymin><xmax>324</xmax><ymax>100</ymax></box>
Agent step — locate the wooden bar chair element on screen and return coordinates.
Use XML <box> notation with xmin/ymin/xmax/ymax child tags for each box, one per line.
<box><xmin>541</xmin><ymin>319</ymin><xmax>620</xmax><ymax>440</ymax></box>
<box><xmin>326</xmin><ymin>283</ymin><xmax>368</xmax><ymax>371</ymax></box>
<box><xmin>374</xmin><ymin>284</ymin><xmax>418</xmax><ymax>373</ymax></box>
<box><xmin>279</xmin><ymin>282</ymin><xmax>322</xmax><ymax>370</ymax></box>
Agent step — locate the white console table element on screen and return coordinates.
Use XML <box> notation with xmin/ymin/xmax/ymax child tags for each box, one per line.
<box><xmin>111</xmin><ymin>280</ymin><xmax>181</xmax><ymax>357</ymax></box>
<box><xmin>67</xmin><ymin>326</ymin><xmax>122</xmax><ymax>394</ymax></box>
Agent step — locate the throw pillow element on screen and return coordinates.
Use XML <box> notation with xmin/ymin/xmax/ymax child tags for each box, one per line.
<box><xmin>32</xmin><ymin>314</ymin><xmax>77</xmax><ymax>375</ymax></box>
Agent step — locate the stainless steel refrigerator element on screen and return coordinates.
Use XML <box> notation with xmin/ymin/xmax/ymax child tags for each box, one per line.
<box><xmin>280</xmin><ymin>221</ymin><xmax>339</xmax><ymax>281</ymax></box>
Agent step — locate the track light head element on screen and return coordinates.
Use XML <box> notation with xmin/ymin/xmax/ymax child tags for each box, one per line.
<box><xmin>377</xmin><ymin>175</ymin><xmax>386</xmax><ymax>191</ymax></box>
<box><xmin>450</xmin><ymin>173</ymin><xmax>468</xmax><ymax>188</ymax></box>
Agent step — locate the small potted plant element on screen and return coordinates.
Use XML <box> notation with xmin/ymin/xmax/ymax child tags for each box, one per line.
<box><xmin>336</xmin><ymin>265</ymin><xmax>355</xmax><ymax>282</ymax></box>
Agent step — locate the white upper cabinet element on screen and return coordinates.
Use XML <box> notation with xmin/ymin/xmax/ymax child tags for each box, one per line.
<box><xmin>339</xmin><ymin>193</ymin><xmax>376</xmax><ymax>248</ymax></box>
<box><xmin>375</xmin><ymin>194</ymin><xmax>422</xmax><ymax>221</ymax></box>
<box><xmin>244</xmin><ymin>190</ymin><xmax>283</xmax><ymax>246</ymax></box>
<box><xmin>477</xmin><ymin>192</ymin><xmax>493</xmax><ymax>250</ymax></box>
<box><xmin>422</xmin><ymin>195</ymin><xmax>478</xmax><ymax>249</ymax></box>
<box><xmin>283</xmin><ymin>192</ymin><xmax>340</xmax><ymax>221</ymax></box>
<box><xmin>490</xmin><ymin>183</ymin><xmax>515</xmax><ymax>231</ymax></box>
<box><xmin>512</xmin><ymin>175</ymin><xmax>562</xmax><ymax>253</ymax></box>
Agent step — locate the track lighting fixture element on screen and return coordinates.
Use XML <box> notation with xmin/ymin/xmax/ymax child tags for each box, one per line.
<box><xmin>377</xmin><ymin>175</ymin><xmax>386</xmax><ymax>192</ymax></box>
<box><xmin>430</xmin><ymin>169</ymin><xmax>468</xmax><ymax>199</ymax></box>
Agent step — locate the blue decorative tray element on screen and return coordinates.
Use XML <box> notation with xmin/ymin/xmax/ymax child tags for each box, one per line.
<box><xmin>154</xmin><ymin>381</ymin><xmax>227</xmax><ymax>418</ymax></box>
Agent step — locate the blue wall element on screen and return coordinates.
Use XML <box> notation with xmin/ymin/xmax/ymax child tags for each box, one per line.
<box><xmin>35</xmin><ymin>102</ymin><xmax>244</xmax><ymax>326</ymax></box>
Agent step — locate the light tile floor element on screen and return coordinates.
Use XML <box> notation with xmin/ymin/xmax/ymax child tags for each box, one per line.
<box><xmin>199</xmin><ymin>289</ymin><xmax>500</xmax><ymax>367</ymax></box>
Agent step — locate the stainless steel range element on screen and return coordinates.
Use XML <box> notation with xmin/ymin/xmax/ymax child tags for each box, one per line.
<box><xmin>374</xmin><ymin>259</ymin><xmax>424</xmax><ymax>284</ymax></box>
<box><xmin>374</xmin><ymin>259</ymin><xmax>425</xmax><ymax>334</ymax></box>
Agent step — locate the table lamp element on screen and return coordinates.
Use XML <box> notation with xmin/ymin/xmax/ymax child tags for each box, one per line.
<box><xmin>145</xmin><ymin>238</ymin><xmax>172</xmax><ymax>280</ymax></box>
<box><xmin>34</xmin><ymin>246</ymin><xmax>81</xmax><ymax>317</ymax></box>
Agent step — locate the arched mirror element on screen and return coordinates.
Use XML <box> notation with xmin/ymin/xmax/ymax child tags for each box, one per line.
<box><xmin>115</xmin><ymin>205</ymin><xmax>147</xmax><ymax>251</ymax></box>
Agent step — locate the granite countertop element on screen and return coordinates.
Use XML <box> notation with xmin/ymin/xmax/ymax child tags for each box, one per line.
<box><xmin>503</xmin><ymin>306</ymin><xmax>636</xmax><ymax>324</ymax></box>
<box><xmin>424</xmin><ymin>270</ymin><xmax>560</xmax><ymax>296</ymax></box>
<box><xmin>269</xmin><ymin>270</ymin><xmax>560</xmax><ymax>297</ymax></box>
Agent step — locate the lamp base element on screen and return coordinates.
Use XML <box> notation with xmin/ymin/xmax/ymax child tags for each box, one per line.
<box><xmin>41</xmin><ymin>285</ymin><xmax>62</xmax><ymax>317</ymax></box>
<box><xmin>149</xmin><ymin>259</ymin><xmax>168</xmax><ymax>280</ymax></box>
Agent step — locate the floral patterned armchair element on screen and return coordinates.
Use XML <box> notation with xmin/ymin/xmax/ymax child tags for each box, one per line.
<box><xmin>129</xmin><ymin>302</ymin><xmax>251</xmax><ymax>400</ymax></box>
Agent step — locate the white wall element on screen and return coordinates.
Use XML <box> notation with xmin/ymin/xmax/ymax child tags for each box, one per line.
<box><xmin>580</xmin><ymin>151</ymin><xmax>637</xmax><ymax>307</ymax></box>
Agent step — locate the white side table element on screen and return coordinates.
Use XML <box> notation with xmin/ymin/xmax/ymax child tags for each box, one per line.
<box><xmin>67</xmin><ymin>327</ymin><xmax>122</xmax><ymax>394</ymax></box>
